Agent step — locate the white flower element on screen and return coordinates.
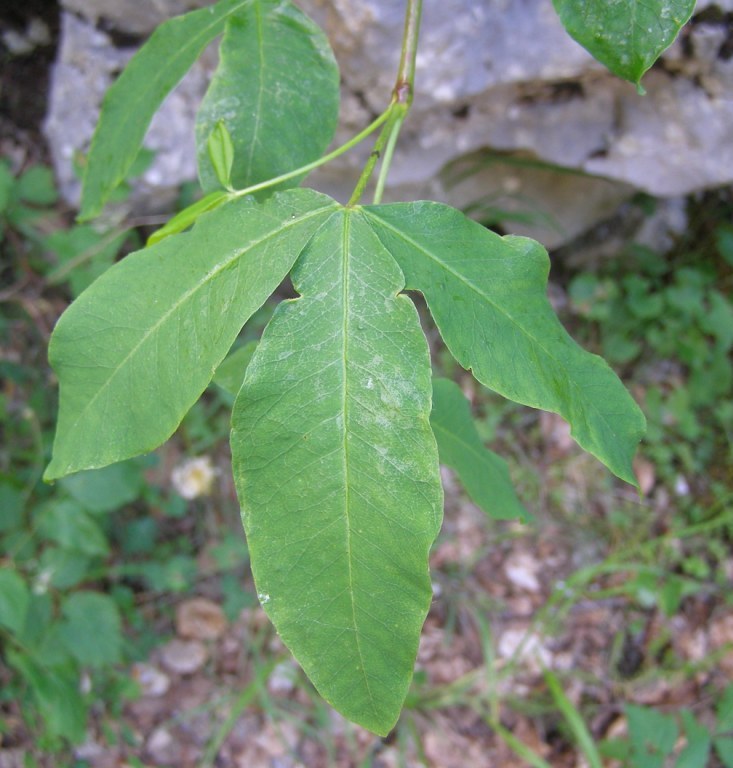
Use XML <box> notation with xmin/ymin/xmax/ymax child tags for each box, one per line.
<box><xmin>33</xmin><ymin>567</ymin><xmax>53</xmax><ymax>595</ymax></box>
<box><xmin>674</xmin><ymin>475</ymin><xmax>690</xmax><ymax>496</ymax></box>
<box><xmin>171</xmin><ymin>456</ymin><xmax>218</xmax><ymax>500</ymax></box>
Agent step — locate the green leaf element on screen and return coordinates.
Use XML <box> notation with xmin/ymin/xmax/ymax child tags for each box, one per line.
<box><xmin>46</xmin><ymin>189</ymin><xmax>337</xmax><ymax>480</ymax></box>
<box><xmin>430</xmin><ymin>378</ymin><xmax>529</xmax><ymax>522</ymax></box>
<box><xmin>60</xmin><ymin>460</ymin><xmax>144</xmax><ymax>513</ymax></box>
<box><xmin>364</xmin><ymin>202</ymin><xmax>645</xmax><ymax>486</ymax></box>
<box><xmin>626</xmin><ymin>704</ymin><xmax>678</xmax><ymax>763</ymax></box>
<box><xmin>17</xmin><ymin>166</ymin><xmax>57</xmax><ymax>205</ymax></box>
<box><xmin>212</xmin><ymin>340</ymin><xmax>258</xmax><ymax>395</ymax></box>
<box><xmin>0</xmin><ymin>161</ymin><xmax>13</xmax><ymax>213</ymax></box>
<box><xmin>38</xmin><ymin>548</ymin><xmax>93</xmax><ymax>590</ymax></box>
<box><xmin>715</xmin><ymin>736</ymin><xmax>733</xmax><ymax>767</ymax></box>
<box><xmin>37</xmin><ymin>500</ymin><xmax>110</xmax><ymax>556</ymax></box>
<box><xmin>0</xmin><ymin>568</ymin><xmax>30</xmax><ymax>633</ymax></box>
<box><xmin>544</xmin><ymin>668</ymin><xmax>602</xmax><ymax>768</ymax></box>
<box><xmin>79</xmin><ymin>0</ymin><xmax>252</xmax><ymax>220</ymax></box>
<box><xmin>551</xmin><ymin>0</ymin><xmax>695</xmax><ymax>88</ymax></box>
<box><xmin>0</xmin><ymin>481</ymin><xmax>24</xmax><ymax>532</ymax></box>
<box><xmin>716</xmin><ymin>685</ymin><xmax>733</xmax><ymax>733</ymax></box>
<box><xmin>59</xmin><ymin>591</ymin><xmax>122</xmax><ymax>668</ymax></box>
<box><xmin>677</xmin><ymin>710</ymin><xmax>711</xmax><ymax>768</ymax></box>
<box><xmin>43</xmin><ymin>224</ymin><xmax>128</xmax><ymax>297</ymax></box>
<box><xmin>147</xmin><ymin>190</ymin><xmax>229</xmax><ymax>246</ymax></box>
<box><xmin>207</xmin><ymin>120</ymin><xmax>236</xmax><ymax>190</ymax></box>
<box><xmin>196</xmin><ymin>0</ymin><xmax>339</xmax><ymax>192</ymax></box>
<box><xmin>231</xmin><ymin>207</ymin><xmax>443</xmax><ymax>735</ymax></box>
<box><xmin>7</xmin><ymin>652</ymin><xmax>87</xmax><ymax>743</ymax></box>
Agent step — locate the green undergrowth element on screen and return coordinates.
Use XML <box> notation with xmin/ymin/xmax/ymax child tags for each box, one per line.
<box><xmin>568</xmin><ymin>191</ymin><xmax>733</xmax><ymax>507</ymax></box>
<box><xmin>2</xmin><ymin>150</ymin><xmax>733</xmax><ymax>762</ymax></box>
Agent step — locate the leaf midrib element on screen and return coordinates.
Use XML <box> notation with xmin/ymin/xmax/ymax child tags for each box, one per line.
<box><xmin>245</xmin><ymin>0</ymin><xmax>266</xmax><ymax>180</ymax></box>
<box><xmin>339</xmin><ymin>211</ymin><xmax>378</xmax><ymax>717</ymax></box>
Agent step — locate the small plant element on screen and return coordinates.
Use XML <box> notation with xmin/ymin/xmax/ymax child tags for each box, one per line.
<box><xmin>600</xmin><ymin>686</ymin><xmax>733</xmax><ymax>767</ymax></box>
<box><xmin>0</xmin><ymin>156</ymin><xmax>145</xmax><ymax>297</ymax></box>
<box><xmin>569</xmin><ymin>228</ymin><xmax>733</xmax><ymax>492</ymax></box>
<box><xmin>42</xmin><ymin>0</ymin><xmax>696</xmax><ymax>734</ymax></box>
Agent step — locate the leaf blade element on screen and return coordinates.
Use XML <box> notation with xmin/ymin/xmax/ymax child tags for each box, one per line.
<box><xmin>79</xmin><ymin>0</ymin><xmax>252</xmax><ymax>220</ymax></box>
<box><xmin>231</xmin><ymin>208</ymin><xmax>443</xmax><ymax>735</ymax></box>
<box><xmin>431</xmin><ymin>378</ymin><xmax>529</xmax><ymax>522</ymax></box>
<box><xmin>196</xmin><ymin>0</ymin><xmax>340</xmax><ymax>192</ymax></box>
<box><xmin>46</xmin><ymin>189</ymin><xmax>337</xmax><ymax>480</ymax></box>
<box><xmin>60</xmin><ymin>591</ymin><xmax>122</xmax><ymax>669</ymax></box>
<box><xmin>0</xmin><ymin>569</ymin><xmax>30</xmax><ymax>634</ymax></box>
<box><xmin>364</xmin><ymin>202</ymin><xmax>645</xmax><ymax>486</ymax></box>
<box><xmin>552</xmin><ymin>0</ymin><xmax>695</xmax><ymax>87</ymax></box>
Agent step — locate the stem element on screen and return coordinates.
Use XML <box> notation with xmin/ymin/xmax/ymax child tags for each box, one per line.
<box><xmin>347</xmin><ymin>112</ymin><xmax>398</xmax><ymax>206</ymax></box>
<box><xmin>395</xmin><ymin>0</ymin><xmax>422</xmax><ymax>107</ymax></box>
<box><xmin>347</xmin><ymin>0</ymin><xmax>422</xmax><ymax>206</ymax></box>
<box><xmin>149</xmin><ymin>107</ymin><xmax>394</xmax><ymax>245</ymax></box>
<box><xmin>230</xmin><ymin>107</ymin><xmax>392</xmax><ymax>201</ymax></box>
<box><xmin>373</xmin><ymin>113</ymin><xmax>404</xmax><ymax>204</ymax></box>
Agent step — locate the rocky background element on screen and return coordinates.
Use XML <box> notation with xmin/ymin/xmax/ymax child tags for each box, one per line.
<box><xmin>42</xmin><ymin>0</ymin><xmax>733</xmax><ymax>248</ymax></box>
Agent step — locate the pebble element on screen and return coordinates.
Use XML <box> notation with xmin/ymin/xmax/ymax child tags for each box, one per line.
<box><xmin>132</xmin><ymin>662</ymin><xmax>171</xmax><ymax>697</ymax></box>
<box><xmin>160</xmin><ymin>638</ymin><xmax>208</xmax><ymax>675</ymax></box>
<box><xmin>176</xmin><ymin>597</ymin><xmax>228</xmax><ymax>641</ymax></box>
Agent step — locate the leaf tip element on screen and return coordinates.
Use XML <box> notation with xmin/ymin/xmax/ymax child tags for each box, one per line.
<box><xmin>42</xmin><ymin>462</ymin><xmax>61</xmax><ymax>484</ymax></box>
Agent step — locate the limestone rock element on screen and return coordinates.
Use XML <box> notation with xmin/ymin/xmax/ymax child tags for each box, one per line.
<box><xmin>44</xmin><ymin>12</ymin><xmax>212</xmax><ymax>216</ymax></box>
<box><xmin>44</xmin><ymin>1</ymin><xmax>733</xmax><ymax>247</ymax></box>
<box><xmin>61</xmin><ymin>0</ymin><xmax>210</xmax><ymax>36</ymax></box>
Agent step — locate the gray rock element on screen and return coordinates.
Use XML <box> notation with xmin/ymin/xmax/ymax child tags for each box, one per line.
<box><xmin>61</xmin><ymin>0</ymin><xmax>211</xmax><ymax>36</ymax></box>
<box><xmin>44</xmin><ymin>12</ymin><xmax>213</xmax><ymax>218</ymax></box>
<box><xmin>44</xmin><ymin>0</ymin><xmax>733</xmax><ymax>246</ymax></box>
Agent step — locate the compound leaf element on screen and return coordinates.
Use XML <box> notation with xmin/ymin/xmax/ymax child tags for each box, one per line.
<box><xmin>552</xmin><ymin>0</ymin><xmax>695</xmax><ymax>88</ymax></box>
<box><xmin>231</xmin><ymin>207</ymin><xmax>443</xmax><ymax>735</ymax></box>
<box><xmin>80</xmin><ymin>0</ymin><xmax>252</xmax><ymax>220</ymax></box>
<box><xmin>46</xmin><ymin>189</ymin><xmax>337</xmax><ymax>480</ymax></box>
<box><xmin>196</xmin><ymin>0</ymin><xmax>340</xmax><ymax>192</ymax></box>
<box><xmin>364</xmin><ymin>202</ymin><xmax>645</xmax><ymax>486</ymax></box>
<box><xmin>431</xmin><ymin>378</ymin><xmax>529</xmax><ymax>522</ymax></box>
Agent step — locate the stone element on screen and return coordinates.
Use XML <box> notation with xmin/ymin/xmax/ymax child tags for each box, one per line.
<box><xmin>44</xmin><ymin>12</ymin><xmax>212</xmax><ymax>217</ymax></box>
<box><xmin>504</xmin><ymin>551</ymin><xmax>541</xmax><ymax>593</ymax></box>
<box><xmin>146</xmin><ymin>726</ymin><xmax>181</xmax><ymax>765</ymax></box>
<box><xmin>44</xmin><ymin>1</ymin><xmax>733</xmax><ymax>248</ymax></box>
<box><xmin>159</xmin><ymin>638</ymin><xmax>208</xmax><ymax>675</ymax></box>
<box><xmin>267</xmin><ymin>660</ymin><xmax>299</xmax><ymax>695</ymax></box>
<box><xmin>61</xmin><ymin>0</ymin><xmax>210</xmax><ymax>36</ymax></box>
<box><xmin>175</xmin><ymin>597</ymin><xmax>227</xmax><ymax>640</ymax></box>
<box><xmin>497</xmin><ymin>628</ymin><xmax>553</xmax><ymax>674</ymax></box>
<box><xmin>131</xmin><ymin>662</ymin><xmax>171</xmax><ymax>697</ymax></box>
